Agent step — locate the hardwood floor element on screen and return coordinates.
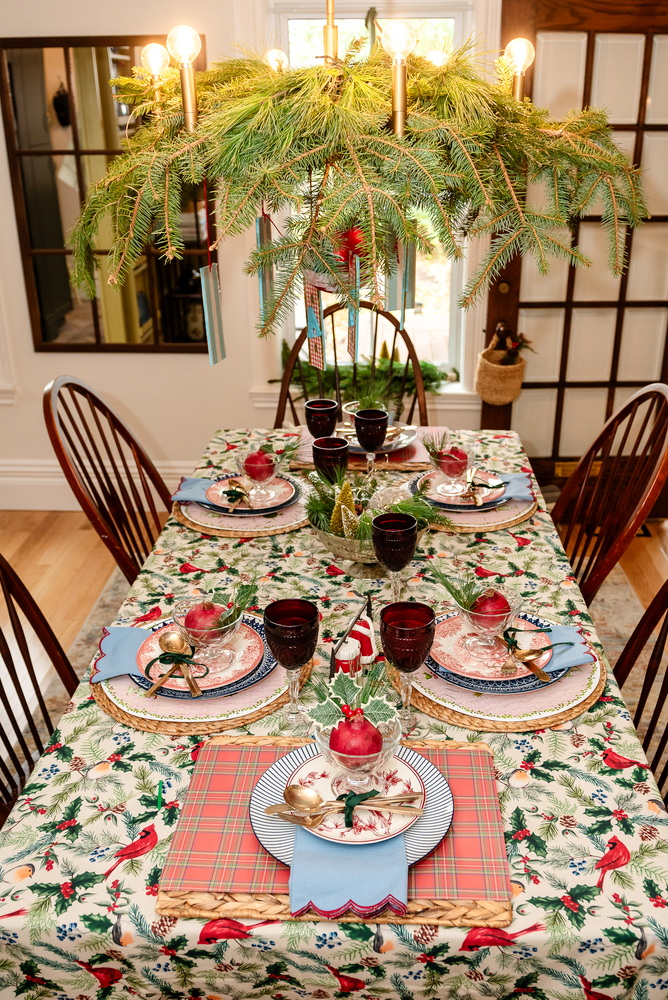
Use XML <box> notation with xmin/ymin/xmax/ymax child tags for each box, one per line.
<box><xmin>0</xmin><ymin>511</ymin><xmax>116</xmax><ymax>650</ymax></box>
<box><xmin>0</xmin><ymin>509</ymin><xmax>667</xmax><ymax>655</ymax></box>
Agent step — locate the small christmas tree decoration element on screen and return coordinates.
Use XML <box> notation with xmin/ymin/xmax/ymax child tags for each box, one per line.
<box><xmin>341</xmin><ymin>504</ymin><xmax>360</xmax><ymax>539</ymax></box>
<box><xmin>329</xmin><ymin>481</ymin><xmax>356</xmax><ymax>536</ymax></box>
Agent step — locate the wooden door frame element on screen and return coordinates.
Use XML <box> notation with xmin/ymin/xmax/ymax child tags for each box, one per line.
<box><xmin>482</xmin><ymin>0</ymin><xmax>668</xmax><ymax>440</ymax></box>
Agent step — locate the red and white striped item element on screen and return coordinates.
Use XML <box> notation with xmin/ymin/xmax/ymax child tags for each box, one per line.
<box><xmin>349</xmin><ymin>614</ymin><xmax>376</xmax><ymax>664</ymax></box>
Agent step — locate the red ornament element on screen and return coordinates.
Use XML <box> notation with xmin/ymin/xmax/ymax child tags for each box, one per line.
<box><xmin>335</xmin><ymin>227</ymin><xmax>365</xmax><ymax>268</ymax></box>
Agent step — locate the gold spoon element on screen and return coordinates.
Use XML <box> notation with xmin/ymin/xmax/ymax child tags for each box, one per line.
<box><xmin>267</xmin><ymin>785</ymin><xmax>423</xmax><ymax>819</ymax></box>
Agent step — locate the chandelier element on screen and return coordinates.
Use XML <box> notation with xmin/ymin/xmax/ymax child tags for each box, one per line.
<box><xmin>70</xmin><ymin>6</ymin><xmax>645</xmax><ymax>346</ymax></box>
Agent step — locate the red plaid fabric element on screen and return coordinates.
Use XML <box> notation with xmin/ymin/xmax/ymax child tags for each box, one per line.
<box><xmin>160</xmin><ymin>743</ymin><xmax>511</xmax><ymax>903</ymax></box>
<box><xmin>305</xmin><ymin>283</ymin><xmax>325</xmax><ymax>371</ymax></box>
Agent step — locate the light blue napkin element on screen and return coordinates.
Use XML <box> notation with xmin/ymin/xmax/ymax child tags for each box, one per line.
<box><xmin>90</xmin><ymin>626</ymin><xmax>147</xmax><ymax>683</ymax></box>
<box><xmin>171</xmin><ymin>476</ymin><xmax>214</xmax><ymax>504</ymax></box>
<box><xmin>519</xmin><ymin>622</ymin><xmax>595</xmax><ymax>675</ymax></box>
<box><xmin>289</xmin><ymin>825</ymin><xmax>408</xmax><ymax>918</ymax></box>
<box><xmin>497</xmin><ymin>472</ymin><xmax>534</xmax><ymax>503</ymax></box>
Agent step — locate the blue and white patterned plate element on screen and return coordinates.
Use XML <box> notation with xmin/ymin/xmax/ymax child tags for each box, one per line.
<box><xmin>128</xmin><ymin>614</ymin><xmax>276</xmax><ymax>700</ymax></box>
<box><xmin>408</xmin><ymin>473</ymin><xmax>508</xmax><ymax>512</ymax></box>
<box><xmin>249</xmin><ymin>742</ymin><xmax>453</xmax><ymax>865</ymax></box>
<box><xmin>425</xmin><ymin>610</ymin><xmax>569</xmax><ymax>695</ymax></box>
<box><xmin>198</xmin><ymin>474</ymin><xmax>302</xmax><ymax>516</ymax></box>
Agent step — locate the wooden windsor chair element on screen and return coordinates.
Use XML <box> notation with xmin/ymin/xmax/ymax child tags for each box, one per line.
<box><xmin>551</xmin><ymin>383</ymin><xmax>668</xmax><ymax>605</ymax></box>
<box><xmin>273</xmin><ymin>301</ymin><xmax>430</xmax><ymax>429</ymax></box>
<box><xmin>614</xmin><ymin>576</ymin><xmax>668</xmax><ymax>798</ymax></box>
<box><xmin>44</xmin><ymin>376</ymin><xmax>172</xmax><ymax>585</ymax></box>
<box><xmin>0</xmin><ymin>553</ymin><xmax>78</xmax><ymax>826</ymax></box>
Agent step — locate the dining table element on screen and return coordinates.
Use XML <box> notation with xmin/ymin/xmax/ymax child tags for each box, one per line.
<box><xmin>1</xmin><ymin>425</ymin><xmax>667</xmax><ymax>1000</ymax></box>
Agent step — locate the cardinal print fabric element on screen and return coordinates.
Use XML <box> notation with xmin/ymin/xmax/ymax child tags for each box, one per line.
<box><xmin>0</xmin><ymin>427</ymin><xmax>666</xmax><ymax>999</ymax></box>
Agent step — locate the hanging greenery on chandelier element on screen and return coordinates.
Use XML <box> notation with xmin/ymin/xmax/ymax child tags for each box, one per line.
<box><xmin>71</xmin><ymin>39</ymin><xmax>646</xmax><ymax>338</ymax></box>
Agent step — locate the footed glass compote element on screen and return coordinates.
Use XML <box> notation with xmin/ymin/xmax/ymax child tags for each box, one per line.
<box><xmin>235</xmin><ymin>446</ymin><xmax>287</xmax><ymax>506</ymax></box>
<box><xmin>453</xmin><ymin>584</ymin><xmax>523</xmax><ymax>665</ymax></box>
<box><xmin>172</xmin><ymin>597</ymin><xmax>242</xmax><ymax>666</ymax></box>
<box><xmin>427</xmin><ymin>439</ymin><xmax>473</xmax><ymax>498</ymax></box>
<box><xmin>313</xmin><ymin>716</ymin><xmax>402</xmax><ymax>795</ymax></box>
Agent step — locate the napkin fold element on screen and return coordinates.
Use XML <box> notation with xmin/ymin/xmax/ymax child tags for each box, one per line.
<box><xmin>498</xmin><ymin>472</ymin><xmax>535</xmax><ymax>503</ymax></box>
<box><xmin>523</xmin><ymin>622</ymin><xmax>595</xmax><ymax>674</ymax></box>
<box><xmin>171</xmin><ymin>476</ymin><xmax>214</xmax><ymax>505</ymax></box>
<box><xmin>90</xmin><ymin>626</ymin><xmax>148</xmax><ymax>683</ymax></box>
<box><xmin>289</xmin><ymin>825</ymin><xmax>408</xmax><ymax>918</ymax></box>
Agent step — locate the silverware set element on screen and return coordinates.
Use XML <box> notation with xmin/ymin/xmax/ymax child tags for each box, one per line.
<box><xmin>265</xmin><ymin>784</ymin><xmax>424</xmax><ymax>827</ymax></box>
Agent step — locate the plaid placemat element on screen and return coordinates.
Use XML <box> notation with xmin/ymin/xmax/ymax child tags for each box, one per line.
<box><xmin>159</xmin><ymin>740</ymin><xmax>511</xmax><ymax>924</ymax></box>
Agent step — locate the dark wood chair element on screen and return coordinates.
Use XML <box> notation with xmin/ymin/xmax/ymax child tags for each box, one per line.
<box><xmin>615</xmin><ymin>576</ymin><xmax>668</xmax><ymax>797</ymax></box>
<box><xmin>0</xmin><ymin>553</ymin><xmax>78</xmax><ymax>826</ymax></box>
<box><xmin>551</xmin><ymin>384</ymin><xmax>668</xmax><ymax>604</ymax></box>
<box><xmin>273</xmin><ymin>300</ymin><xmax>430</xmax><ymax>429</ymax></box>
<box><xmin>44</xmin><ymin>376</ymin><xmax>172</xmax><ymax>585</ymax></box>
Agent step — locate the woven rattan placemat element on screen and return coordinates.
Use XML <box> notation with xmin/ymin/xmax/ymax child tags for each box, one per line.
<box><xmin>156</xmin><ymin>734</ymin><xmax>512</xmax><ymax>927</ymax></box>
<box><xmin>389</xmin><ymin>661</ymin><xmax>607</xmax><ymax>732</ymax></box>
<box><xmin>92</xmin><ymin>660</ymin><xmax>313</xmax><ymax>736</ymax></box>
<box><xmin>172</xmin><ymin>501</ymin><xmax>309</xmax><ymax>538</ymax></box>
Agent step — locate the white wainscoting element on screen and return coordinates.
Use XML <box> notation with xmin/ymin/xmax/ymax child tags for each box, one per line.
<box><xmin>0</xmin><ymin>391</ymin><xmax>481</xmax><ymax>509</ymax></box>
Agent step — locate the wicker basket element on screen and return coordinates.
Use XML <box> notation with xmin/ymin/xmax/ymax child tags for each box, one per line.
<box><xmin>474</xmin><ymin>335</ymin><xmax>525</xmax><ymax>406</ymax></box>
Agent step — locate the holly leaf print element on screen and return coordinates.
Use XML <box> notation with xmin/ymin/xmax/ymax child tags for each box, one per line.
<box><xmin>525</xmin><ymin>833</ymin><xmax>548</xmax><ymax>857</ymax></box>
<box><xmin>16</xmin><ymin>959</ymin><xmax>60</xmax><ymax>994</ymax></box>
<box><xmin>605</xmin><ymin>925</ymin><xmax>638</xmax><ymax>946</ymax></box>
<box><xmin>81</xmin><ymin>912</ymin><xmax>114</xmax><ymax>934</ymax></box>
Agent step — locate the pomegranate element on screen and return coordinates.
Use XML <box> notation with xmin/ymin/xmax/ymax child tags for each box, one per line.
<box><xmin>183</xmin><ymin>600</ymin><xmax>228</xmax><ymax>640</ymax></box>
<box><xmin>436</xmin><ymin>447</ymin><xmax>468</xmax><ymax>479</ymax></box>
<box><xmin>329</xmin><ymin>706</ymin><xmax>383</xmax><ymax>757</ymax></box>
<box><xmin>243</xmin><ymin>449</ymin><xmax>276</xmax><ymax>482</ymax></box>
<box><xmin>469</xmin><ymin>589</ymin><xmax>511</xmax><ymax>630</ymax></box>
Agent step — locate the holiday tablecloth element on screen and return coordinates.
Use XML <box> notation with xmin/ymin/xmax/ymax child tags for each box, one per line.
<box><xmin>0</xmin><ymin>428</ymin><xmax>667</xmax><ymax>1000</ymax></box>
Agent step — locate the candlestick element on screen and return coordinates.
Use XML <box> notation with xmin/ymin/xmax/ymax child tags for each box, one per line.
<box><xmin>504</xmin><ymin>37</ymin><xmax>535</xmax><ymax>101</ymax></box>
<box><xmin>323</xmin><ymin>0</ymin><xmax>338</xmax><ymax>62</ymax></box>
<box><xmin>380</xmin><ymin>21</ymin><xmax>418</xmax><ymax>137</ymax></box>
<box><xmin>166</xmin><ymin>24</ymin><xmax>202</xmax><ymax>132</ymax></box>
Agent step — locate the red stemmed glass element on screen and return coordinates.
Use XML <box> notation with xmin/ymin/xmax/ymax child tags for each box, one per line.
<box><xmin>263</xmin><ymin>599</ymin><xmax>319</xmax><ymax>726</ymax></box>
<box><xmin>371</xmin><ymin>513</ymin><xmax>418</xmax><ymax>601</ymax></box>
<box><xmin>353</xmin><ymin>409</ymin><xmax>388</xmax><ymax>473</ymax></box>
<box><xmin>380</xmin><ymin>602</ymin><xmax>435</xmax><ymax>732</ymax></box>
<box><xmin>312</xmin><ymin>436</ymin><xmax>349</xmax><ymax>483</ymax></box>
<box><xmin>305</xmin><ymin>399</ymin><xmax>339</xmax><ymax>438</ymax></box>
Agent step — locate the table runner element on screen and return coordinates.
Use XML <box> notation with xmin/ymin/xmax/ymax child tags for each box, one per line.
<box><xmin>157</xmin><ymin>736</ymin><xmax>513</xmax><ymax>926</ymax></box>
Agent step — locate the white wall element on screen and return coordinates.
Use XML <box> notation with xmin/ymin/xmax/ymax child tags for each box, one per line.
<box><xmin>0</xmin><ymin>0</ymin><xmax>488</xmax><ymax>510</ymax></box>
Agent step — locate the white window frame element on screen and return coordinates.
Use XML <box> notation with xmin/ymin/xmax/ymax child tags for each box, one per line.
<box><xmin>268</xmin><ymin>0</ymin><xmax>475</xmax><ymax>382</ymax></box>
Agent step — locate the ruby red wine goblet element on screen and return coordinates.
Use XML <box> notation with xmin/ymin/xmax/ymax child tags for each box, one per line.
<box><xmin>371</xmin><ymin>512</ymin><xmax>419</xmax><ymax>601</ymax></box>
<box><xmin>312</xmin><ymin>436</ymin><xmax>349</xmax><ymax>483</ymax></box>
<box><xmin>263</xmin><ymin>599</ymin><xmax>319</xmax><ymax>726</ymax></box>
<box><xmin>305</xmin><ymin>398</ymin><xmax>339</xmax><ymax>438</ymax></box>
<box><xmin>353</xmin><ymin>408</ymin><xmax>388</xmax><ymax>473</ymax></box>
<box><xmin>380</xmin><ymin>602</ymin><xmax>435</xmax><ymax>732</ymax></box>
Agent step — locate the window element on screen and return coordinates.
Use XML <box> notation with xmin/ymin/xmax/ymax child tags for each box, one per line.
<box><xmin>273</xmin><ymin>2</ymin><xmax>473</xmax><ymax>371</ymax></box>
<box><xmin>0</xmin><ymin>36</ymin><xmax>209</xmax><ymax>351</ymax></box>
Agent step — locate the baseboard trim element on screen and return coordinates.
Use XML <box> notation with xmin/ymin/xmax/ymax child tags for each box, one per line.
<box><xmin>0</xmin><ymin>459</ymin><xmax>195</xmax><ymax>511</ymax></box>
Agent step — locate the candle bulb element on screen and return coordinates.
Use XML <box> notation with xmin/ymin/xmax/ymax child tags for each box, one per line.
<box><xmin>265</xmin><ymin>49</ymin><xmax>289</xmax><ymax>72</ymax></box>
<box><xmin>381</xmin><ymin>21</ymin><xmax>418</xmax><ymax>138</ymax></box>
<box><xmin>166</xmin><ymin>24</ymin><xmax>201</xmax><ymax>132</ymax></box>
<box><xmin>140</xmin><ymin>43</ymin><xmax>169</xmax><ymax>103</ymax></box>
<box><xmin>504</xmin><ymin>37</ymin><xmax>535</xmax><ymax>101</ymax></box>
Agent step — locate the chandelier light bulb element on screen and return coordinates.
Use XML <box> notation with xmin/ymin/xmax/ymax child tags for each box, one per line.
<box><xmin>504</xmin><ymin>37</ymin><xmax>536</xmax><ymax>75</ymax></box>
<box><xmin>426</xmin><ymin>49</ymin><xmax>449</xmax><ymax>67</ymax></box>
<box><xmin>166</xmin><ymin>25</ymin><xmax>202</xmax><ymax>66</ymax></box>
<box><xmin>380</xmin><ymin>21</ymin><xmax>418</xmax><ymax>62</ymax></box>
<box><xmin>265</xmin><ymin>48</ymin><xmax>289</xmax><ymax>71</ymax></box>
<box><xmin>140</xmin><ymin>43</ymin><xmax>170</xmax><ymax>77</ymax></box>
